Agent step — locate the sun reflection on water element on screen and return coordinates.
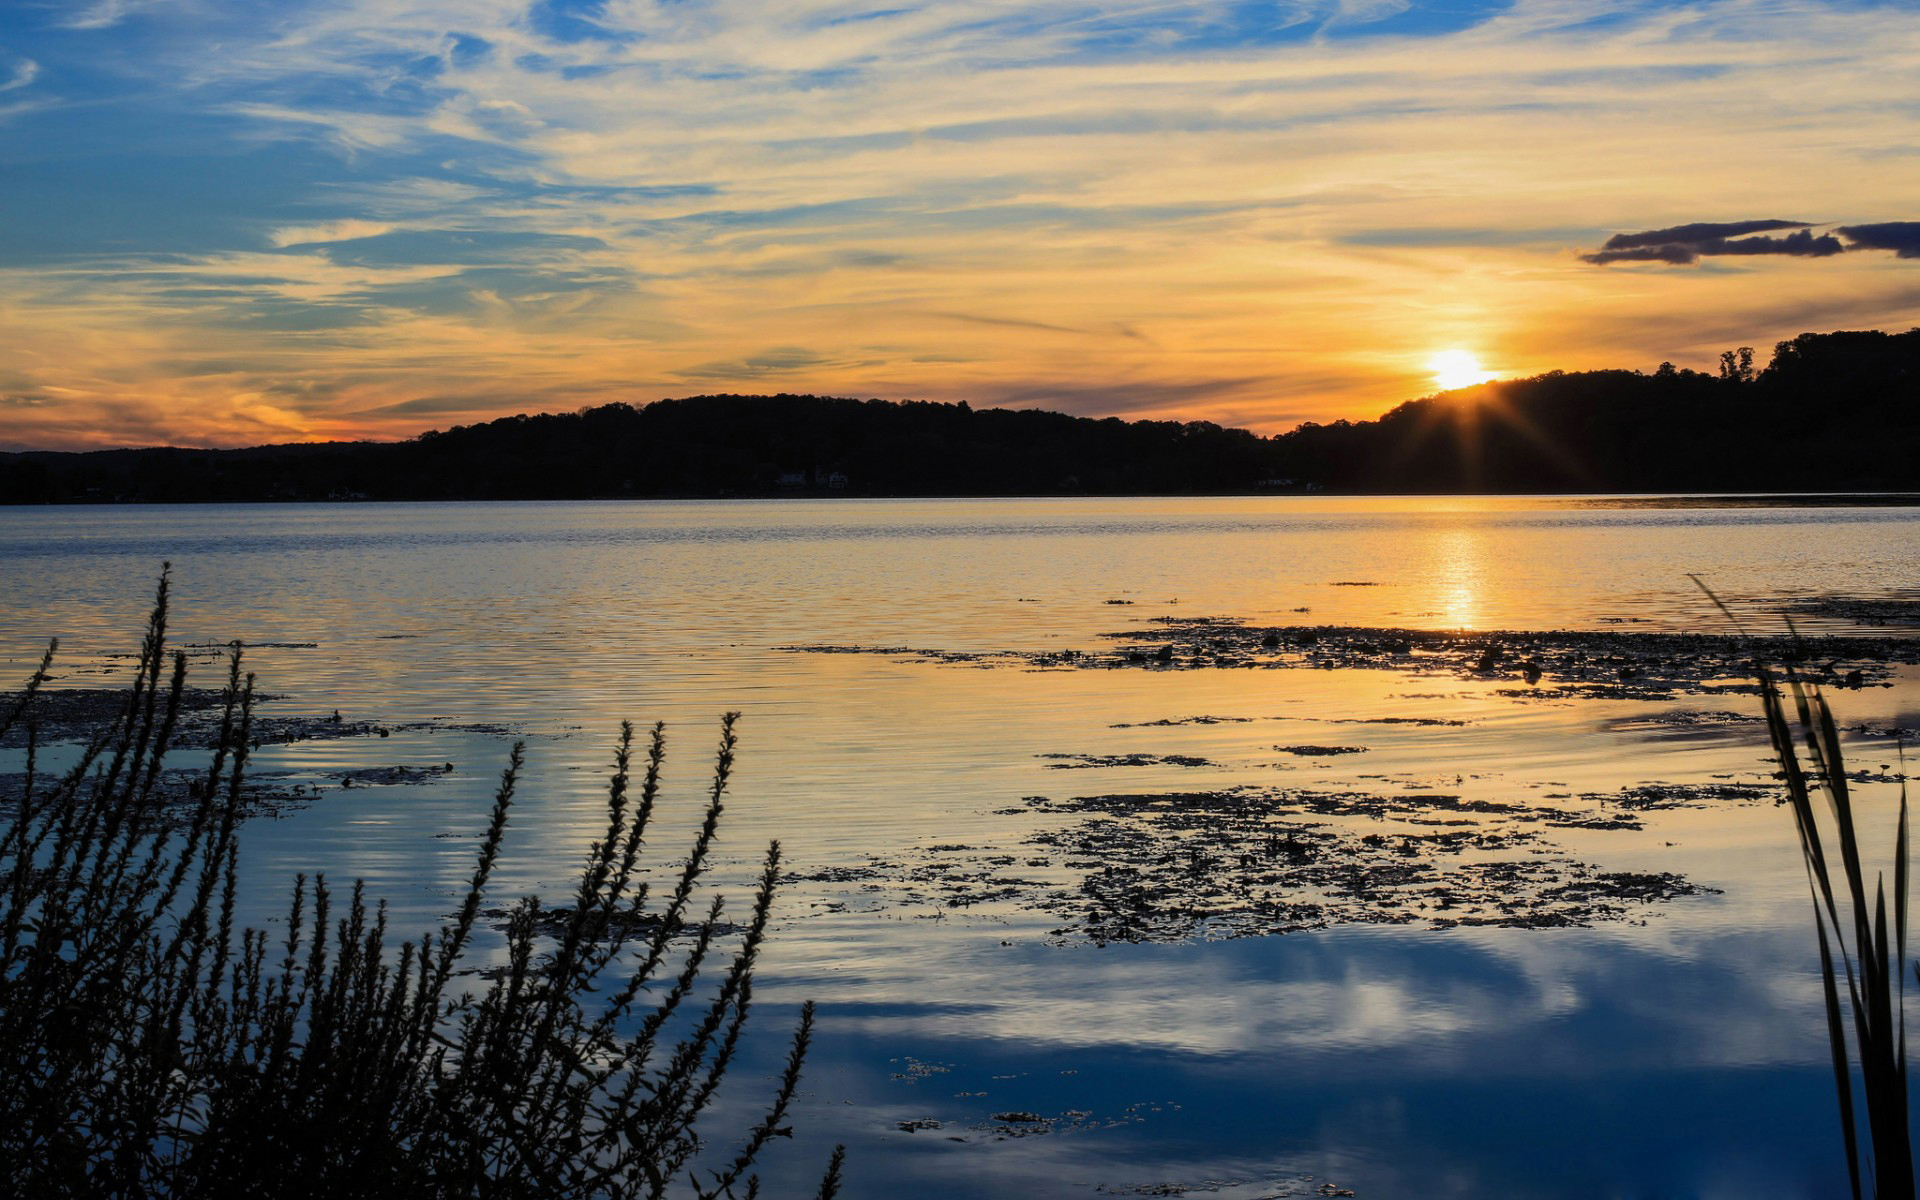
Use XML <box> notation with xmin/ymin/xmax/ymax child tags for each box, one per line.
<box><xmin>1427</xmin><ymin>526</ymin><xmax>1488</xmax><ymax>629</ymax></box>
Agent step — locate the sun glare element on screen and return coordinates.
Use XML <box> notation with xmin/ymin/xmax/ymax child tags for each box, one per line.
<box><xmin>1429</xmin><ymin>350</ymin><xmax>1497</xmax><ymax>391</ymax></box>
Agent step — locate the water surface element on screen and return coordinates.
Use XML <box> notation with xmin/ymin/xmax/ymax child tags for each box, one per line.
<box><xmin>4</xmin><ymin>495</ymin><xmax>1916</xmax><ymax>1197</ymax></box>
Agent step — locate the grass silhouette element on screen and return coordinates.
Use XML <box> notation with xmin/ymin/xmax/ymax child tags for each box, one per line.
<box><xmin>0</xmin><ymin>569</ymin><xmax>842</xmax><ymax>1199</ymax></box>
<box><xmin>1697</xmin><ymin>575</ymin><xmax>1915</xmax><ymax>1197</ymax></box>
<box><xmin>1760</xmin><ymin>661</ymin><xmax>1914</xmax><ymax>1199</ymax></box>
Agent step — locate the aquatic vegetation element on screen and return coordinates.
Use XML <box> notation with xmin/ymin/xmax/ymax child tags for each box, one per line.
<box><xmin>787</xmin><ymin>620</ymin><xmax>1920</xmax><ymax>700</ymax></box>
<box><xmin>1760</xmin><ymin>662</ymin><xmax>1915</xmax><ymax>1199</ymax></box>
<box><xmin>0</xmin><ymin>572</ymin><xmax>841</xmax><ymax>1199</ymax></box>
<box><xmin>788</xmin><ymin>780</ymin><xmax>1732</xmax><ymax>945</ymax></box>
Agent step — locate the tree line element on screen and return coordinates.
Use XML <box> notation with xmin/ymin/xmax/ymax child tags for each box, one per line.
<box><xmin>4</xmin><ymin>329</ymin><xmax>1917</xmax><ymax>502</ymax></box>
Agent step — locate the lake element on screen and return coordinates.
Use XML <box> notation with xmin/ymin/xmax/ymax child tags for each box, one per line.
<box><xmin>5</xmin><ymin>495</ymin><xmax>1919</xmax><ymax>1198</ymax></box>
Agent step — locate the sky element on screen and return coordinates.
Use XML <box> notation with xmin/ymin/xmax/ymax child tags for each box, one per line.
<box><xmin>1</xmin><ymin>0</ymin><xmax>1918</xmax><ymax>450</ymax></box>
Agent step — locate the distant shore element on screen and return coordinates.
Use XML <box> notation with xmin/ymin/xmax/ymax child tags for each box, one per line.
<box><xmin>8</xmin><ymin>489</ymin><xmax>1920</xmax><ymax>507</ymax></box>
<box><xmin>7</xmin><ymin>331</ymin><xmax>1920</xmax><ymax>502</ymax></box>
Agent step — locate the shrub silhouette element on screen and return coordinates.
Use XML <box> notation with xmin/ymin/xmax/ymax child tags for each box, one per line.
<box><xmin>0</xmin><ymin>570</ymin><xmax>842</xmax><ymax>1199</ymax></box>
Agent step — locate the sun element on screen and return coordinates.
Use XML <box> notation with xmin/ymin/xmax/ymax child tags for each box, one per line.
<box><xmin>1428</xmin><ymin>349</ymin><xmax>1497</xmax><ymax>391</ymax></box>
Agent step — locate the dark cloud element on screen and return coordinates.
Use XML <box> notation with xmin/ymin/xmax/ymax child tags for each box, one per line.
<box><xmin>1701</xmin><ymin>229</ymin><xmax>1845</xmax><ymax>257</ymax></box>
<box><xmin>1584</xmin><ymin>243</ymin><xmax>1698</xmax><ymax>265</ymax></box>
<box><xmin>1583</xmin><ymin>219</ymin><xmax>1863</xmax><ymax>265</ymax></box>
<box><xmin>1599</xmin><ymin>219</ymin><xmax>1811</xmax><ymax>251</ymax></box>
<box><xmin>1838</xmin><ymin>222</ymin><xmax>1920</xmax><ymax>259</ymax></box>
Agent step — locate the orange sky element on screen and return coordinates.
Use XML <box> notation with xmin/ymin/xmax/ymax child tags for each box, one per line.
<box><xmin>3</xmin><ymin>0</ymin><xmax>1918</xmax><ymax>450</ymax></box>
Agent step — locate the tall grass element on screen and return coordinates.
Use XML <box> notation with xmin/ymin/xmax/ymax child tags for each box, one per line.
<box><xmin>1759</xmin><ymin>660</ymin><xmax>1914</xmax><ymax>1199</ymax></box>
<box><xmin>0</xmin><ymin>570</ymin><xmax>843</xmax><ymax>1199</ymax></box>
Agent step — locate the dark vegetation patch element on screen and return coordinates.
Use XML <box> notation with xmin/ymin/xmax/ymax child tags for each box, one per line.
<box><xmin>1602</xmin><ymin>709</ymin><xmax>1766</xmax><ymax>734</ymax></box>
<box><xmin>888</xmin><ymin>1057</ymin><xmax>952</xmax><ymax>1082</ymax></box>
<box><xmin>1</xmin><ymin>686</ymin><xmax>516</xmax><ymax>750</ymax></box>
<box><xmin>333</xmin><ymin>762</ymin><xmax>457</xmax><ymax>787</ymax></box>
<box><xmin>0</xmin><ymin>759</ymin><xmax>471</xmax><ymax>832</ymax></box>
<box><xmin>1111</xmin><ymin>716</ymin><xmax>1257</xmax><ymax>728</ymax></box>
<box><xmin>2</xmin><ymin>679</ymin><xmax>500</xmax><ymax>836</ymax></box>
<box><xmin>786</xmin><ymin>623</ymin><xmax>1918</xmax><ymax>700</ymax></box>
<box><xmin>974</xmin><ymin>1108</ymin><xmax>1108</xmax><ymax>1139</ymax></box>
<box><xmin>789</xmin><ymin>779</ymin><xmax>1763</xmax><ymax>945</ymax></box>
<box><xmin>1855</xmin><ymin>723</ymin><xmax>1920</xmax><ymax>740</ymax></box>
<box><xmin>0</xmin><ymin>767</ymin><xmax>321</xmax><ymax>829</ymax></box>
<box><xmin>1585</xmin><ymin>781</ymin><xmax>1773</xmax><ymax>811</ymax></box>
<box><xmin>1332</xmin><ymin>716</ymin><xmax>1469</xmax><ymax>727</ymax></box>
<box><xmin>481</xmin><ymin>903</ymin><xmax>745</xmax><ymax>946</ymax></box>
<box><xmin>2</xmin><ymin>687</ymin><xmax>372</xmax><ymax>749</ymax></box>
<box><xmin>1778</xmin><ymin>596</ymin><xmax>1920</xmax><ymax>626</ymax></box>
<box><xmin>1040</xmin><ymin>753</ymin><xmax>1216</xmax><ymax>769</ymax></box>
<box><xmin>1847</xmin><ymin>768</ymin><xmax>1913</xmax><ymax>785</ymax></box>
<box><xmin>1273</xmin><ymin>745</ymin><xmax>1368</xmax><ymax>757</ymax></box>
<box><xmin>1094</xmin><ymin>1173</ymin><xmax>1357</xmax><ymax>1197</ymax></box>
<box><xmin>774</xmin><ymin>643</ymin><xmax>1015</xmax><ymax>669</ymax></box>
<box><xmin>2</xmin><ymin>687</ymin><xmax>244</xmax><ymax>748</ymax></box>
<box><xmin>1023</xmin><ymin>784</ymin><xmax>1728</xmax><ymax>942</ymax></box>
<box><xmin>1108</xmin><ymin>714</ymin><xmax>1465</xmax><ymax>730</ymax></box>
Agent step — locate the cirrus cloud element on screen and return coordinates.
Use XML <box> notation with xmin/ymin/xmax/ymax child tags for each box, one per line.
<box><xmin>4</xmin><ymin>0</ymin><xmax>1920</xmax><ymax>448</ymax></box>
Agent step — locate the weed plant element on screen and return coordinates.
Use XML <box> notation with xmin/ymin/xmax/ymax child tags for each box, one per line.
<box><xmin>1759</xmin><ymin>660</ymin><xmax>1914</xmax><ymax>1199</ymax></box>
<box><xmin>0</xmin><ymin>571</ymin><xmax>843</xmax><ymax>1199</ymax></box>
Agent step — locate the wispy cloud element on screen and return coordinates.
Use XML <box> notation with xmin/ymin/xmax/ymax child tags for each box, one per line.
<box><xmin>0</xmin><ymin>55</ymin><xmax>38</xmax><ymax>92</ymax></box>
<box><xmin>269</xmin><ymin>219</ymin><xmax>397</xmax><ymax>248</ymax></box>
<box><xmin>59</xmin><ymin>0</ymin><xmax>153</xmax><ymax>31</ymax></box>
<box><xmin>673</xmin><ymin>346</ymin><xmax>849</xmax><ymax>380</ymax></box>
<box><xmin>4</xmin><ymin>0</ymin><xmax>1920</xmax><ymax>446</ymax></box>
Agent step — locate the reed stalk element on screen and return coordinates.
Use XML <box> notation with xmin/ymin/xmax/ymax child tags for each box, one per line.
<box><xmin>1759</xmin><ymin>661</ymin><xmax>1914</xmax><ymax>1199</ymax></box>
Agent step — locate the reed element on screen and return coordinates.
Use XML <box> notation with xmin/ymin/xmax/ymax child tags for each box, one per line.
<box><xmin>1759</xmin><ymin>660</ymin><xmax>1914</xmax><ymax>1199</ymax></box>
<box><xmin>0</xmin><ymin>569</ymin><xmax>842</xmax><ymax>1199</ymax></box>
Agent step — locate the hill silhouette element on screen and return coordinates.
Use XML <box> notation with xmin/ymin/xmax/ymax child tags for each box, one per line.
<box><xmin>3</xmin><ymin>329</ymin><xmax>1917</xmax><ymax>502</ymax></box>
<box><xmin>1268</xmin><ymin>329</ymin><xmax>1920</xmax><ymax>492</ymax></box>
<box><xmin>0</xmin><ymin>396</ymin><xmax>1278</xmax><ymax>502</ymax></box>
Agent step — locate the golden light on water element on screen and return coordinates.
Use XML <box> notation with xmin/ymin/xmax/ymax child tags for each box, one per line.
<box><xmin>1430</xmin><ymin>527</ymin><xmax>1488</xmax><ymax>630</ymax></box>
<box><xmin>1428</xmin><ymin>350</ymin><xmax>1498</xmax><ymax>392</ymax></box>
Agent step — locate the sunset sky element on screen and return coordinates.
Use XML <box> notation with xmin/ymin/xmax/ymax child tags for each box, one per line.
<box><xmin>3</xmin><ymin>0</ymin><xmax>1917</xmax><ymax>450</ymax></box>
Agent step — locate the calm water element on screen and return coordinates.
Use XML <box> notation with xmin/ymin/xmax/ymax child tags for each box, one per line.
<box><xmin>5</xmin><ymin>496</ymin><xmax>1920</xmax><ymax>1198</ymax></box>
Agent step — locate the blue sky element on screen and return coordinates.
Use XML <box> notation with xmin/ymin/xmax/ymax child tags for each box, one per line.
<box><xmin>2</xmin><ymin>0</ymin><xmax>1916</xmax><ymax>447</ymax></box>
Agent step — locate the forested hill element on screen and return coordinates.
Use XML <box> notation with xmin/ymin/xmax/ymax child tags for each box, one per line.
<box><xmin>3</xmin><ymin>328</ymin><xmax>1918</xmax><ymax>502</ymax></box>
<box><xmin>0</xmin><ymin>396</ymin><xmax>1279</xmax><ymax>502</ymax></box>
<box><xmin>1267</xmin><ymin>329</ymin><xmax>1920</xmax><ymax>493</ymax></box>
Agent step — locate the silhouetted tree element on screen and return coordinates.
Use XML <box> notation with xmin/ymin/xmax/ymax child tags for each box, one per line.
<box><xmin>1719</xmin><ymin>346</ymin><xmax>1756</xmax><ymax>383</ymax></box>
